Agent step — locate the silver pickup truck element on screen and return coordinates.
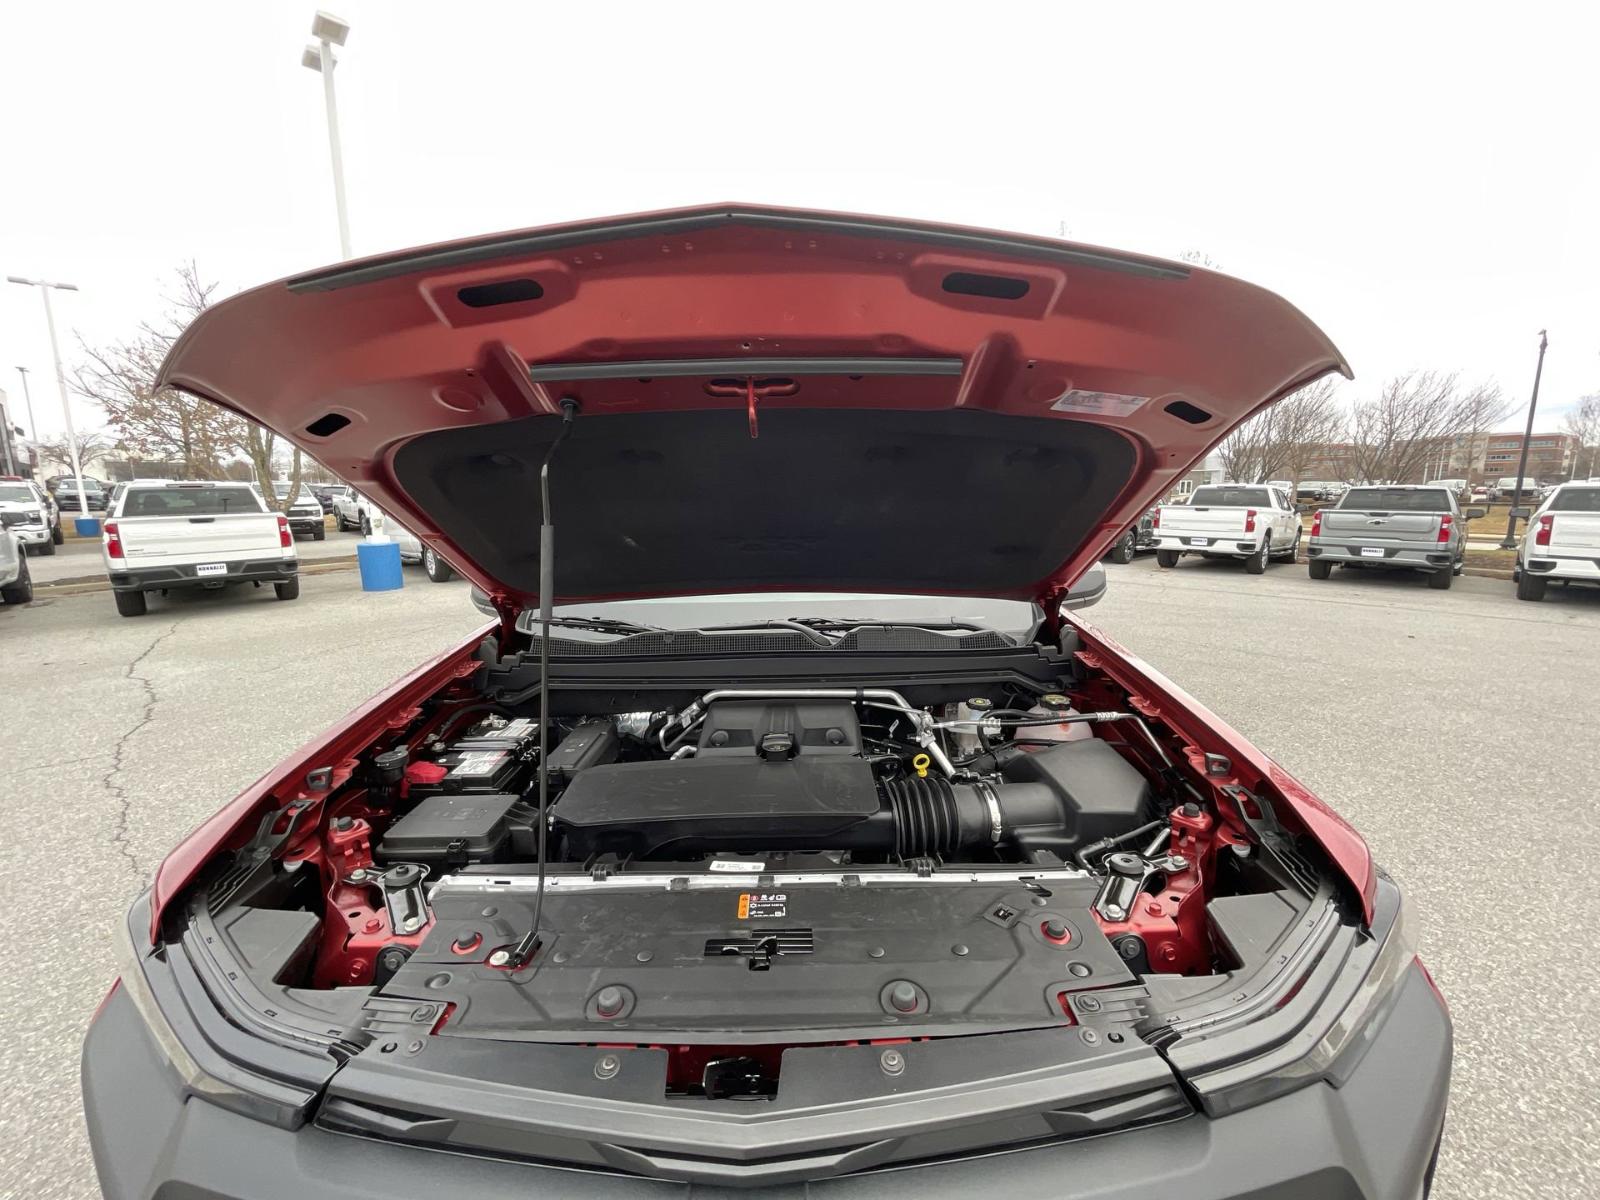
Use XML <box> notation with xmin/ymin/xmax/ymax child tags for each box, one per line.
<box><xmin>1306</xmin><ymin>484</ymin><xmax>1481</xmax><ymax>590</ymax></box>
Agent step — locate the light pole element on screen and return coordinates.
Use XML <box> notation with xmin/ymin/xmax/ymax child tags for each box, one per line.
<box><xmin>1499</xmin><ymin>330</ymin><xmax>1549</xmax><ymax>550</ymax></box>
<box><xmin>301</xmin><ymin>11</ymin><xmax>353</xmax><ymax>260</ymax></box>
<box><xmin>7</xmin><ymin>276</ymin><xmax>91</xmax><ymax>525</ymax></box>
<box><xmin>14</xmin><ymin>366</ymin><xmax>37</xmax><ymax>443</ymax></box>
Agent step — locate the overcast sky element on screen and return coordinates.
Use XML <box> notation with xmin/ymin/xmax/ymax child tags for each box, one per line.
<box><xmin>2</xmin><ymin>1</ymin><xmax>1596</xmax><ymax>446</ymax></box>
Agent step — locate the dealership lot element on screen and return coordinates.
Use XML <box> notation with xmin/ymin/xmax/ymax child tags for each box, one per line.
<box><xmin>1</xmin><ymin>564</ymin><xmax>1596</xmax><ymax>1199</ymax></box>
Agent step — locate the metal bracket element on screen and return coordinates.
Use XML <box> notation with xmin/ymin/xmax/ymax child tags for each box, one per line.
<box><xmin>377</xmin><ymin>863</ymin><xmax>431</xmax><ymax>935</ymax></box>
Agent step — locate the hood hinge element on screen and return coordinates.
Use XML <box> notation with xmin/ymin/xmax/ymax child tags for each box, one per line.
<box><xmin>490</xmin><ymin>590</ymin><xmax>519</xmax><ymax>644</ymax></box>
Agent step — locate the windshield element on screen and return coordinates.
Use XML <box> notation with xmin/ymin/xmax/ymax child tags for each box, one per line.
<box><xmin>514</xmin><ymin>593</ymin><xmax>1042</xmax><ymax>646</ymax></box>
<box><xmin>123</xmin><ymin>487</ymin><xmax>266</xmax><ymax>517</ymax></box>
<box><xmin>1189</xmin><ymin>486</ymin><xmax>1270</xmax><ymax>507</ymax></box>
<box><xmin>0</xmin><ymin>485</ymin><xmax>36</xmax><ymax>503</ymax></box>
<box><xmin>58</xmin><ymin>479</ymin><xmax>102</xmax><ymax>491</ymax></box>
<box><xmin>1548</xmin><ymin>487</ymin><xmax>1600</xmax><ymax>513</ymax></box>
<box><xmin>1340</xmin><ymin>488</ymin><xmax>1453</xmax><ymax>512</ymax></box>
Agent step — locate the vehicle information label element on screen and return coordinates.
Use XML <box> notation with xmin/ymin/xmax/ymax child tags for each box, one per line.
<box><xmin>195</xmin><ymin>562</ymin><xmax>227</xmax><ymax>576</ymax></box>
<box><xmin>710</xmin><ymin>860</ymin><xmax>765</xmax><ymax>873</ymax></box>
<box><xmin>737</xmin><ymin>892</ymin><xmax>787</xmax><ymax>919</ymax></box>
<box><xmin>448</xmin><ymin>750</ymin><xmax>509</xmax><ymax>778</ymax></box>
<box><xmin>1050</xmin><ymin>389</ymin><xmax>1150</xmax><ymax>417</ymax></box>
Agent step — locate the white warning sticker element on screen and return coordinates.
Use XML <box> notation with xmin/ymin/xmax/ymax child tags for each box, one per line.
<box><xmin>709</xmin><ymin>860</ymin><xmax>766</xmax><ymax>873</ymax></box>
<box><xmin>448</xmin><ymin>750</ymin><xmax>509</xmax><ymax>778</ymax></box>
<box><xmin>1050</xmin><ymin>389</ymin><xmax>1150</xmax><ymax>417</ymax></box>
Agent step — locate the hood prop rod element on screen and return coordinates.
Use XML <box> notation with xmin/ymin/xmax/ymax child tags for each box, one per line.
<box><xmin>503</xmin><ymin>396</ymin><xmax>579</xmax><ymax>970</ymax></box>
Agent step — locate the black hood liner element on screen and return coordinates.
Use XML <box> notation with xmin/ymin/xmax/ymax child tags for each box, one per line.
<box><xmin>391</xmin><ymin>407</ymin><xmax>1136</xmax><ymax>602</ymax></box>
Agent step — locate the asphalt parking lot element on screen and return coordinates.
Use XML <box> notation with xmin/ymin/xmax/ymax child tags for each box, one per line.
<box><xmin>1</xmin><ymin>558</ymin><xmax>1596</xmax><ymax>1199</ymax></box>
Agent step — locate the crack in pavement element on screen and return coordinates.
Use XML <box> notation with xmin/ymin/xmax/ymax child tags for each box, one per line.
<box><xmin>104</xmin><ymin>621</ymin><xmax>180</xmax><ymax>882</ymax></box>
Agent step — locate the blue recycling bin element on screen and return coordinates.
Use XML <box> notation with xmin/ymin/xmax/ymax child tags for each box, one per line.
<box><xmin>74</xmin><ymin>517</ymin><xmax>102</xmax><ymax>537</ymax></box>
<box><xmin>356</xmin><ymin>539</ymin><xmax>404</xmax><ymax>592</ymax></box>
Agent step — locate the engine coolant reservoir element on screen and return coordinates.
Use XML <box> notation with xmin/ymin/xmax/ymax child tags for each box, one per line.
<box><xmin>1024</xmin><ymin>693</ymin><xmax>1092</xmax><ymax>743</ymax></box>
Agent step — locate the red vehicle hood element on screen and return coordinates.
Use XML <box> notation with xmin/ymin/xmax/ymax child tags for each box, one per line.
<box><xmin>156</xmin><ymin>204</ymin><xmax>1348</xmax><ymax>610</ymax></box>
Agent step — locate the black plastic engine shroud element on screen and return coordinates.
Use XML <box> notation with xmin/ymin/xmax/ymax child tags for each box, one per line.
<box><xmin>378</xmin><ymin>873</ymin><xmax>1135</xmax><ymax>1042</ymax></box>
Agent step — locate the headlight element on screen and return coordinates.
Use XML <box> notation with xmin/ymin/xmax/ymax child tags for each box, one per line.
<box><xmin>1168</xmin><ymin>881</ymin><xmax>1427</xmax><ymax>1116</ymax></box>
<box><xmin>112</xmin><ymin>916</ymin><xmax>236</xmax><ymax>1105</ymax></box>
<box><xmin>110</xmin><ymin>900</ymin><xmax>324</xmax><ymax>1128</ymax></box>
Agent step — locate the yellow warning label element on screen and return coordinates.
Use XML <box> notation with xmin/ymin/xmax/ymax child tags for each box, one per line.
<box><xmin>738</xmin><ymin>893</ymin><xmax>751</xmax><ymax>919</ymax></box>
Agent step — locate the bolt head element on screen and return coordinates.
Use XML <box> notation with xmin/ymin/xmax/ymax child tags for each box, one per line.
<box><xmin>487</xmin><ymin>949</ymin><xmax>510</xmax><ymax>967</ymax></box>
<box><xmin>1168</xmin><ymin>855</ymin><xmax>1189</xmax><ymax>871</ymax></box>
<box><xmin>879</xmin><ymin>1049</ymin><xmax>906</xmax><ymax>1075</ymax></box>
<box><xmin>595</xmin><ymin>1054</ymin><xmax>621</xmax><ymax>1080</ymax></box>
<box><xmin>1104</xmin><ymin>904</ymin><xmax>1125</xmax><ymax>920</ymax></box>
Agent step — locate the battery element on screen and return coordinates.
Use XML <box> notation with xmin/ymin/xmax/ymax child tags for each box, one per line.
<box><xmin>412</xmin><ymin>715</ymin><xmax>539</xmax><ymax>797</ymax></box>
<box><xmin>452</xmin><ymin>715</ymin><xmax>540</xmax><ymax>751</ymax></box>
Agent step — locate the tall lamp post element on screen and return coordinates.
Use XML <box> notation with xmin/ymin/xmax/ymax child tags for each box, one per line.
<box><xmin>7</xmin><ymin>276</ymin><xmax>92</xmax><ymax>527</ymax></box>
<box><xmin>301</xmin><ymin>12</ymin><xmax>353</xmax><ymax>260</ymax></box>
<box><xmin>14</xmin><ymin>366</ymin><xmax>38</xmax><ymax>444</ymax></box>
<box><xmin>1499</xmin><ymin>330</ymin><xmax>1549</xmax><ymax>550</ymax></box>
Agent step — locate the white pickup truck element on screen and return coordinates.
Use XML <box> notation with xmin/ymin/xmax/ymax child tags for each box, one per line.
<box><xmin>102</xmin><ymin>481</ymin><xmax>300</xmax><ymax>617</ymax></box>
<box><xmin>1515</xmin><ymin>482</ymin><xmax>1600</xmax><ymax>602</ymax></box>
<box><xmin>1153</xmin><ymin>484</ymin><xmax>1301</xmax><ymax>573</ymax></box>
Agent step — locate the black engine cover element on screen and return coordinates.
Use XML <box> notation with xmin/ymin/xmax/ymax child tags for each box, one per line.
<box><xmin>553</xmin><ymin>756</ymin><xmax>882</xmax><ymax>859</ymax></box>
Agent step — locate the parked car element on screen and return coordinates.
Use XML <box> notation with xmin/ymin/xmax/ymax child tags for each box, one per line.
<box><xmin>1152</xmin><ymin>483</ymin><xmax>1301</xmax><ymax>572</ymax></box>
<box><xmin>52</xmin><ymin>476</ymin><xmax>110</xmax><ymax>512</ymax></box>
<box><xmin>378</xmin><ymin>510</ymin><xmax>457</xmax><ymax>581</ymax></box>
<box><xmin>312</xmin><ymin>482</ymin><xmax>353</xmax><ymax>512</ymax></box>
<box><xmin>1295</xmin><ymin>480</ymin><xmax>1338</xmax><ymax>503</ymax></box>
<box><xmin>331</xmin><ymin>487</ymin><xmax>376</xmax><ymax>533</ymax></box>
<box><xmin>102</xmin><ymin>480</ymin><xmax>299</xmax><ymax>616</ymax></box>
<box><xmin>0</xmin><ymin>525</ymin><xmax>31</xmax><ymax>605</ymax></box>
<box><xmin>268</xmin><ymin>480</ymin><xmax>329</xmax><ymax>540</ymax></box>
<box><xmin>1514</xmin><ymin>481</ymin><xmax>1600</xmax><ymax>601</ymax></box>
<box><xmin>1306</xmin><ymin>485</ymin><xmax>1477</xmax><ymax>589</ymax></box>
<box><xmin>1103</xmin><ymin>507</ymin><xmax>1158</xmax><ymax>563</ymax></box>
<box><xmin>1494</xmin><ymin>476</ymin><xmax>1538</xmax><ymax>500</ymax></box>
<box><xmin>0</xmin><ymin>477</ymin><xmax>62</xmax><ymax>554</ymax></box>
<box><xmin>87</xmin><ymin>207</ymin><xmax>1449</xmax><ymax>1200</ymax></box>
<box><xmin>46</xmin><ymin>472</ymin><xmax>112</xmax><ymax>496</ymax></box>
<box><xmin>1423</xmin><ymin>478</ymin><xmax>1469</xmax><ymax>502</ymax></box>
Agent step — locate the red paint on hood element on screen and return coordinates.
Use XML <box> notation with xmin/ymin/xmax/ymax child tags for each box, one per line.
<box><xmin>155</xmin><ymin>203</ymin><xmax>1348</xmax><ymax>610</ymax></box>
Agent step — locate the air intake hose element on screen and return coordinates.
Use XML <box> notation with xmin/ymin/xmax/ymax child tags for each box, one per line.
<box><xmin>877</xmin><ymin>774</ymin><xmax>1064</xmax><ymax>858</ymax></box>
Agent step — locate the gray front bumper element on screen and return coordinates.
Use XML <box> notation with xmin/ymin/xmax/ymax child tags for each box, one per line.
<box><xmin>83</xmin><ymin>963</ymin><xmax>1451</xmax><ymax>1200</ymax></box>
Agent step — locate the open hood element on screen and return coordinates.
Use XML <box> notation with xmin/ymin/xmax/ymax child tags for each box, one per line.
<box><xmin>156</xmin><ymin>204</ymin><xmax>1348</xmax><ymax>611</ymax></box>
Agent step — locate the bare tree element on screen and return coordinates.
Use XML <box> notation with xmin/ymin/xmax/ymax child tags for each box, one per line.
<box><xmin>1349</xmin><ymin>372</ymin><xmax>1509</xmax><ymax>484</ymax></box>
<box><xmin>73</xmin><ymin>264</ymin><xmax>235</xmax><ymax>479</ymax></box>
<box><xmin>1561</xmin><ymin>393</ymin><xmax>1600</xmax><ymax>479</ymax></box>
<box><xmin>33</xmin><ymin>429</ymin><xmax>114</xmax><ymax>474</ymax></box>
<box><xmin>1217</xmin><ymin>377</ymin><xmax>1347</xmax><ymax>488</ymax></box>
<box><xmin>74</xmin><ymin>263</ymin><xmax>304</xmax><ymax>508</ymax></box>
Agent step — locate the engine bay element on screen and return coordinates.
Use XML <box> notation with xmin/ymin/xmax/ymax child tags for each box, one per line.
<box><xmin>186</xmin><ymin>641</ymin><xmax>1332</xmax><ymax>1108</ymax></box>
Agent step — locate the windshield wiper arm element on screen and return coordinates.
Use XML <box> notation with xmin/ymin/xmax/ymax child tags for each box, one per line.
<box><xmin>785</xmin><ymin>617</ymin><xmax>991</xmax><ymax>633</ymax></box>
<box><xmin>542</xmin><ymin>615</ymin><xmax>667</xmax><ymax>635</ymax></box>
